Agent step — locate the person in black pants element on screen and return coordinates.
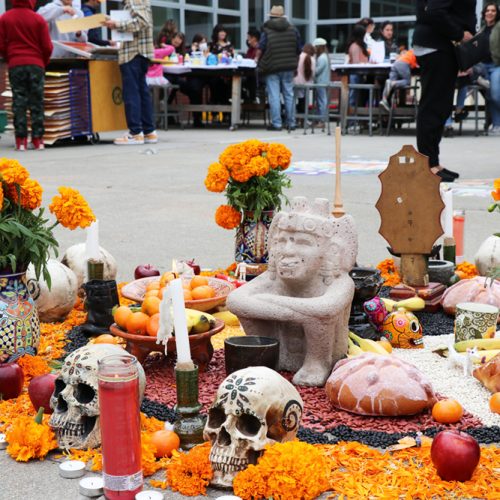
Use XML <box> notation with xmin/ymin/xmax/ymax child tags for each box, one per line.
<box><xmin>414</xmin><ymin>0</ymin><xmax>476</xmax><ymax>182</ymax></box>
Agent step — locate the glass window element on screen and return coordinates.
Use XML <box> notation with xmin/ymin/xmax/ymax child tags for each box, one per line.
<box><xmin>185</xmin><ymin>10</ymin><xmax>213</xmax><ymax>45</ymax></box>
<box><xmin>152</xmin><ymin>6</ymin><xmax>181</xmax><ymax>45</ymax></box>
<box><xmin>217</xmin><ymin>14</ymin><xmax>241</xmax><ymax>50</ymax></box>
<box><xmin>249</xmin><ymin>0</ymin><xmax>265</xmax><ymax>29</ymax></box>
<box><xmin>219</xmin><ymin>0</ymin><xmax>240</xmax><ymax>9</ymax></box>
<box><xmin>317</xmin><ymin>24</ymin><xmax>352</xmax><ymax>54</ymax></box>
<box><xmin>295</xmin><ymin>24</ymin><xmax>307</xmax><ymax>44</ymax></box>
<box><xmin>370</xmin><ymin>0</ymin><xmax>414</xmax><ymax>17</ymax></box>
<box><xmin>388</xmin><ymin>21</ymin><xmax>415</xmax><ymax>51</ymax></box>
<box><xmin>318</xmin><ymin>0</ymin><xmax>360</xmax><ymax>20</ymax></box>
<box><xmin>293</xmin><ymin>0</ymin><xmax>308</xmax><ymax>20</ymax></box>
<box><xmin>187</xmin><ymin>0</ymin><xmax>212</xmax><ymax>6</ymax></box>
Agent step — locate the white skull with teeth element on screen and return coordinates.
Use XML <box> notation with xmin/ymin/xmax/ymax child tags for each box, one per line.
<box><xmin>49</xmin><ymin>344</ymin><xmax>146</xmax><ymax>450</ymax></box>
<box><xmin>203</xmin><ymin>366</ymin><xmax>303</xmax><ymax>488</ymax></box>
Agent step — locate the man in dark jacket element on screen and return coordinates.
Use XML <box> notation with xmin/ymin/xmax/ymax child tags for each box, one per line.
<box><xmin>257</xmin><ymin>5</ymin><xmax>301</xmax><ymax>131</ymax></box>
<box><xmin>82</xmin><ymin>0</ymin><xmax>111</xmax><ymax>46</ymax></box>
<box><xmin>0</xmin><ymin>0</ymin><xmax>53</xmax><ymax>150</ymax></box>
<box><xmin>414</xmin><ymin>0</ymin><xmax>476</xmax><ymax>182</ymax></box>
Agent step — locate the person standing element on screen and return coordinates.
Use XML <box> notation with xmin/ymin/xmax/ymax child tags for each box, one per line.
<box><xmin>0</xmin><ymin>0</ymin><xmax>53</xmax><ymax>150</ymax></box>
<box><xmin>104</xmin><ymin>0</ymin><xmax>157</xmax><ymax>145</ymax></box>
<box><xmin>82</xmin><ymin>0</ymin><xmax>112</xmax><ymax>46</ymax></box>
<box><xmin>256</xmin><ymin>5</ymin><xmax>301</xmax><ymax>131</ymax></box>
<box><xmin>37</xmin><ymin>0</ymin><xmax>87</xmax><ymax>58</ymax></box>
<box><xmin>414</xmin><ymin>0</ymin><xmax>476</xmax><ymax>182</ymax></box>
<box><xmin>313</xmin><ymin>38</ymin><xmax>330</xmax><ymax>127</ymax></box>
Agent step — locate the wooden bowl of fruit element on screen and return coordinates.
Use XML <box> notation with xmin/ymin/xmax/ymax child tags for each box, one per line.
<box><xmin>121</xmin><ymin>274</ymin><xmax>234</xmax><ymax>312</ymax></box>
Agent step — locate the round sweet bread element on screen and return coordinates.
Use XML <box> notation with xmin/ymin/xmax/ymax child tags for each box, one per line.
<box><xmin>325</xmin><ymin>353</ymin><xmax>437</xmax><ymax>416</ymax></box>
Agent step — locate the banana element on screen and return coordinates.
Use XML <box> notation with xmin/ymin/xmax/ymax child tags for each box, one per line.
<box><xmin>213</xmin><ymin>310</ymin><xmax>240</xmax><ymax>327</ymax></box>
<box><xmin>396</xmin><ymin>297</ymin><xmax>426</xmax><ymax>311</ymax></box>
<box><xmin>381</xmin><ymin>298</ymin><xmax>397</xmax><ymax>312</ymax></box>
<box><xmin>475</xmin><ymin>349</ymin><xmax>500</xmax><ymax>363</ymax></box>
<box><xmin>454</xmin><ymin>338</ymin><xmax>500</xmax><ymax>352</ymax></box>
<box><xmin>185</xmin><ymin>313</ymin><xmax>195</xmax><ymax>334</ymax></box>
<box><xmin>349</xmin><ymin>331</ymin><xmax>390</xmax><ymax>356</ymax></box>
<box><xmin>348</xmin><ymin>338</ymin><xmax>364</xmax><ymax>357</ymax></box>
<box><xmin>185</xmin><ymin>309</ymin><xmax>216</xmax><ymax>334</ymax></box>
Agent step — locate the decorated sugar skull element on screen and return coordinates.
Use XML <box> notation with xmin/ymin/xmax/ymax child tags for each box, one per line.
<box><xmin>381</xmin><ymin>307</ymin><xmax>423</xmax><ymax>348</ymax></box>
<box><xmin>203</xmin><ymin>366</ymin><xmax>303</xmax><ymax>488</ymax></box>
<box><xmin>363</xmin><ymin>296</ymin><xmax>388</xmax><ymax>332</ymax></box>
<box><xmin>49</xmin><ymin>344</ymin><xmax>146</xmax><ymax>449</ymax></box>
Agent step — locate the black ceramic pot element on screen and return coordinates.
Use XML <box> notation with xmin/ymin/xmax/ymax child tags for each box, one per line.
<box><xmin>224</xmin><ymin>336</ymin><xmax>279</xmax><ymax>375</ymax></box>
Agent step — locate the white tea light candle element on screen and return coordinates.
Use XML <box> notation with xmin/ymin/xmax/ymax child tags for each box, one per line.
<box><xmin>135</xmin><ymin>491</ymin><xmax>164</xmax><ymax>500</ymax></box>
<box><xmin>0</xmin><ymin>433</ymin><xmax>7</xmax><ymax>450</ymax></box>
<box><xmin>79</xmin><ymin>476</ymin><xmax>104</xmax><ymax>497</ymax></box>
<box><xmin>59</xmin><ymin>460</ymin><xmax>86</xmax><ymax>478</ymax></box>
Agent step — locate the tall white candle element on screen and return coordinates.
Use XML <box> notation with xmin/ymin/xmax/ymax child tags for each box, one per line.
<box><xmin>441</xmin><ymin>188</ymin><xmax>453</xmax><ymax>237</ymax></box>
<box><xmin>170</xmin><ymin>278</ymin><xmax>192</xmax><ymax>366</ymax></box>
<box><xmin>85</xmin><ymin>219</ymin><xmax>100</xmax><ymax>260</ymax></box>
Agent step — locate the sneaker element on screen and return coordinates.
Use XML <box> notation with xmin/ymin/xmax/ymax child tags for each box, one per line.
<box><xmin>380</xmin><ymin>99</ymin><xmax>390</xmax><ymax>112</ymax></box>
<box><xmin>490</xmin><ymin>125</ymin><xmax>500</xmax><ymax>136</ymax></box>
<box><xmin>15</xmin><ymin>137</ymin><xmax>27</xmax><ymax>151</ymax></box>
<box><xmin>266</xmin><ymin>125</ymin><xmax>282</xmax><ymax>131</ymax></box>
<box><xmin>114</xmin><ymin>132</ymin><xmax>144</xmax><ymax>145</ymax></box>
<box><xmin>144</xmin><ymin>131</ymin><xmax>158</xmax><ymax>144</ymax></box>
<box><xmin>32</xmin><ymin>137</ymin><xmax>45</xmax><ymax>150</ymax></box>
<box><xmin>477</xmin><ymin>76</ymin><xmax>490</xmax><ymax>90</ymax></box>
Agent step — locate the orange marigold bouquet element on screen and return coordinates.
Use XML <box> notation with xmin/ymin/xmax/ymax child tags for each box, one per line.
<box><xmin>488</xmin><ymin>178</ymin><xmax>500</xmax><ymax>237</ymax></box>
<box><xmin>0</xmin><ymin>158</ymin><xmax>95</xmax><ymax>283</ymax></box>
<box><xmin>204</xmin><ymin>140</ymin><xmax>292</xmax><ymax>230</ymax></box>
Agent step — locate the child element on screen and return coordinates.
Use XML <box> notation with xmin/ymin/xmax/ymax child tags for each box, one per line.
<box><xmin>293</xmin><ymin>43</ymin><xmax>315</xmax><ymax>115</ymax></box>
<box><xmin>0</xmin><ymin>0</ymin><xmax>53</xmax><ymax>150</ymax></box>
<box><xmin>380</xmin><ymin>49</ymin><xmax>418</xmax><ymax>111</ymax></box>
<box><xmin>313</xmin><ymin>38</ymin><xmax>330</xmax><ymax>125</ymax></box>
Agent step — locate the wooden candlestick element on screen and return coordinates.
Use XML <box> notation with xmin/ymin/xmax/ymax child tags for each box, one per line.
<box><xmin>332</xmin><ymin>126</ymin><xmax>345</xmax><ymax>218</ymax></box>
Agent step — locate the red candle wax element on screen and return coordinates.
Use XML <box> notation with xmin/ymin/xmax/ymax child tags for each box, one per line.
<box><xmin>453</xmin><ymin>211</ymin><xmax>465</xmax><ymax>260</ymax></box>
<box><xmin>98</xmin><ymin>355</ymin><xmax>143</xmax><ymax>499</ymax></box>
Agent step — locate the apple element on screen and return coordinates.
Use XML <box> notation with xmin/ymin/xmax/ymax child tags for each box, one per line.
<box><xmin>134</xmin><ymin>264</ymin><xmax>160</xmax><ymax>280</ymax></box>
<box><xmin>0</xmin><ymin>362</ymin><xmax>24</xmax><ymax>400</ymax></box>
<box><xmin>431</xmin><ymin>430</ymin><xmax>480</xmax><ymax>482</ymax></box>
<box><xmin>28</xmin><ymin>373</ymin><xmax>57</xmax><ymax>414</ymax></box>
<box><xmin>186</xmin><ymin>259</ymin><xmax>201</xmax><ymax>275</ymax></box>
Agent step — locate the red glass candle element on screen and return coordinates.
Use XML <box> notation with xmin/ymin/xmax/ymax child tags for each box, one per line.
<box><xmin>98</xmin><ymin>355</ymin><xmax>143</xmax><ymax>499</ymax></box>
<box><xmin>453</xmin><ymin>210</ymin><xmax>465</xmax><ymax>262</ymax></box>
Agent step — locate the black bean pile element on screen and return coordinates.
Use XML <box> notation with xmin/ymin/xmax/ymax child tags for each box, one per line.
<box><xmin>141</xmin><ymin>398</ymin><xmax>177</xmax><ymax>422</ymax></box>
<box><xmin>60</xmin><ymin>326</ymin><xmax>89</xmax><ymax>360</ymax></box>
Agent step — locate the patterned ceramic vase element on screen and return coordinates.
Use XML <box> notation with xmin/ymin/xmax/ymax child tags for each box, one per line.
<box><xmin>235</xmin><ymin>210</ymin><xmax>274</xmax><ymax>264</ymax></box>
<box><xmin>0</xmin><ymin>271</ymin><xmax>40</xmax><ymax>360</ymax></box>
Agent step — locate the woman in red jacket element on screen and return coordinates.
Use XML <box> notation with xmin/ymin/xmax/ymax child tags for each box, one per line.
<box><xmin>0</xmin><ymin>0</ymin><xmax>53</xmax><ymax>150</ymax></box>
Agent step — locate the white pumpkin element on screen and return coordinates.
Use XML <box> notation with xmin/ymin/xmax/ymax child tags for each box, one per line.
<box><xmin>475</xmin><ymin>235</ymin><xmax>500</xmax><ymax>276</ymax></box>
<box><xmin>26</xmin><ymin>260</ymin><xmax>78</xmax><ymax>323</ymax></box>
<box><xmin>61</xmin><ymin>243</ymin><xmax>117</xmax><ymax>289</ymax></box>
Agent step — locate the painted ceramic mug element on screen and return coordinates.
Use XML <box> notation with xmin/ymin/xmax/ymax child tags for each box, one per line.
<box><xmin>454</xmin><ymin>302</ymin><xmax>499</xmax><ymax>342</ymax></box>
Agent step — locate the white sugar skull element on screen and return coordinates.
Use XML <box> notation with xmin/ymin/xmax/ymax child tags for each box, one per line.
<box><xmin>49</xmin><ymin>344</ymin><xmax>146</xmax><ymax>450</ymax></box>
<box><xmin>203</xmin><ymin>367</ymin><xmax>303</xmax><ymax>488</ymax></box>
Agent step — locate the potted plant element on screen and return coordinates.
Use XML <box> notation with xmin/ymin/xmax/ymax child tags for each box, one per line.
<box><xmin>0</xmin><ymin>158</ymin><xmax>95</xmax><ymax>359</ymax></box>
<box><xmin>204</xmin><ymin>140</ymin><xmax>292</xmax><ymax>264</ymax></box>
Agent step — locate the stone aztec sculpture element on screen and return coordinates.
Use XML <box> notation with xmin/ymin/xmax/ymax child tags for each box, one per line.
<box><xmin>228</xmin><ymin>197</ymin><xmax>358</xmax><ymax>386</ymax></box>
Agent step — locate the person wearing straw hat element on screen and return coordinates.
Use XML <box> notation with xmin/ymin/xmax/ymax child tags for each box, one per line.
<box><xmin>256</xmin><ymin>4</ymin><xmax>301</xmax><ymax>131</ymax></box>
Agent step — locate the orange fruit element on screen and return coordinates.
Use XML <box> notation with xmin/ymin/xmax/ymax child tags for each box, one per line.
<box><xmin>145</xmin><ymin>281</ymin><xmax>161</xmax><ymax>292</ymax></box>
<box><xmin>190</xmin><ymin>276</ymin><xmax>209</xmax><ymax>290</ymax></box>
<box><xmin>184</xmin><ymin>289</ymin><xmax>193</xmax><ymax>301</ymax></box>
<box><xmin>432</xmin><ymin>399</ymin><xmax>463</xmax><ymax>424</ymax></box>
<box><xmin>94</xmin><ymin>334</ymin><xmax>118</xmax><ymax>344</ymax></box>
<box><xmin>158</xmin><ymin>286</ymin><xmax>168</xmax><ymax>300</ymax></box>
<box><xmin>114</xmin><ymin>306</ymin><xmax>132</xmax><ymax>329</ymax></box>
<box><xmin>146</xmin><ymin>313</ymin><xmax>160</xmax><ymax>337</ymax></box>
<box><xmin>125</xmin><ymin>311</ymin><xmax>149</xmax><ymax>335</ymax></box>
<box><xmin>160</xmin><ymin>272</ymin><xmax>176</xmax><ymax>287</ymax></box>
<box><xmin>150</xmin><ymin>430</ymin><xmax>180</xmax><ymax>458</ymax></box>
<box><xmin>191</xmin><ymin>285</ymin><xmax>216</xmax><ymax>300</ymax></box>
<box><xmin>142</xmin><ymin>296</ymin><xmax>161</xmax><ymax>316</ymax></box>
<box><xmin>144</xmin><ymin>289</ymin><xmax>160</xmax><ymax>299</ymax></box>
<box><xmin>490</xmin><ymin>393</ymin><xmax>500</xmax><ymax>414</ymax></box>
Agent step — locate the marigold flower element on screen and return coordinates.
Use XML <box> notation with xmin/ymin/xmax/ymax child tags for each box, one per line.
<box><xmin>230</xmin><ymin>161</ymin><xmax>254</xmax><ymax>183</ymax></box>
<box><xmin>265</xmin><ymin>143</ymin><xmax>292</xmax><ymax>170</ymax></box>
<box><xmin>241</xmin><ymin>139</ymin><xmax>265</xmax><ymax>157</ymax></box>
<box><xmin>376</xmin><ymin>258</ymin><xmax>401</xmax><ymax>286</ymax></box>
<box><xmin>248</xmin><ymin>155</ymin><xmax>270</xmax><ymax>177</ymax></box>
<box><xmin>0</xmin><ymin>184</ymin><xmax>4</xmax><ymax>211</ymax></box>
<box><xmin>492</xmin><ymin>178</ymin><xmax>500</xmax><ymax>201</ymax></box>
<box><xmin>0</xmin><ymin>158</ymin><xmax>29</xmax><ymax>185</ymax></box>
<box><xmin>215</xmin><ymin>204</ymin><xmax>241</xmax><ymax>229</ymax></box>
<box><xmin>204</xmin><ymin>162</ymin><xmax>229</xmax><ymax>192</ymax></box>
<box><xmin>8</xmin><ymin>178</ymin><xmax>43</xmax><ymax>210</ymax></box>
<box><xmin>49</xmin><ymin>187</ymin><xmax>95</xmax><ymax>230</ymax></box>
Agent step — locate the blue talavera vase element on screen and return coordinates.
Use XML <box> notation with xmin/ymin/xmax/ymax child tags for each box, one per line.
<box><xmin>0</xmin><ymin>271</ymin><xmax>40</xmax><ymax>360</ymax></box>
<box><xmin>235</xmin><ymin>210</ymin><xmax>274</xmax><ymax>264</ymax></box>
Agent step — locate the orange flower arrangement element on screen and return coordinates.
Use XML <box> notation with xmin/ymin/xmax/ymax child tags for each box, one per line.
<box><xmin>205</xmin><ymin>140</ymin><xmax>292</xmax><ymax>230</ymax></box>
<box><xmin>487</xmin><ymin>178</ymin><xmax>500</xmax><ymax>237</ymax></box>
<box><xmin>455</xmin><ymin>261</ymin><xmax>479</xmax><ymax>280</ymax></box>
<box><xmin>0</xmin><ymin>159</ymin><xmax>95</xmax><ymax>282</ymax></box>
<box><xmin>376</xmin><ymin>258</ymin><xmax>402</xmax><ymax>287</ymax></box>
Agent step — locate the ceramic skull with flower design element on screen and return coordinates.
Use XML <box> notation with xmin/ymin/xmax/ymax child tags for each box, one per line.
<box><xmin>203</xmin><ymin>366</ymin><xmax>303</xmax><ymax>488</ymax></box>
<box><xmin>228</xmin><ymin>196</ymin><xmax>358</xmax><ymax>386</ymax></box>
<box><xmin>49</xmin><ymin>344</ymin><xmax>146</xmax><ymax>449</ymax></box>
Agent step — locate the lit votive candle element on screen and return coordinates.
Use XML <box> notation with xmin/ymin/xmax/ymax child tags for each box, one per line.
<box><xmin>59</xmin><ymin>460</ymin><xmax>86</xmax><ymax>478</ymax></box>
<box><xmin>79</xmin><ymin>476</ymin><xmax>104</xmax><ymax>497</ymax></box>
<box><xmin>0</xmin><ymin>433</ymin><xmax>7</xmax><ymax>450</ymax></box>
<box><xmin>135</xmin><ymin>491</ymin><xmax>164</xmax><ymax>500</ymax></box>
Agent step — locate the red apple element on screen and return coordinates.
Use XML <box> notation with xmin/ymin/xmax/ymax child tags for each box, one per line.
<box><xmin>28</xmin><ymin>373</ymin><xmax>57</xmax><ymax>414</ymax></box>
<box><xmin>0</xmin><ymin>362</ymin><xmax>24</xmax><ymax>400</ymax></box>
<box><xmin>431</xmin><ymin>430</ymin><xmax>480</xmax><ymax>482</ymax></box>
<box><xmin>134</xmin><ymin>264</ymin><xmax>160</xmax><ymax>280</ymax></box>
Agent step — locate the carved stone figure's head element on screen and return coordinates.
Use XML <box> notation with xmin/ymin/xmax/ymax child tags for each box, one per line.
<box><xmin>267</xmin><ymin>197</ymin><xmax>358</xmax><ymax>285</ymax></box>
<box><xmin>49</xmin><ymin>344</ymin><xmax>146</xmax><ymax>449</ymax></box>
<box><xmin>203</xmin><ymin>367</ymin><xmax>303</xmax><ymax>488</ymax></box>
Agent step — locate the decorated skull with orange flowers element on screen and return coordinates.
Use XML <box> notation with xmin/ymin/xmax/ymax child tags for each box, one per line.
<box><xmin>381</xmin><ymin>307</ymin><xmax>423</xmax><ymax>349</ymax></box>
